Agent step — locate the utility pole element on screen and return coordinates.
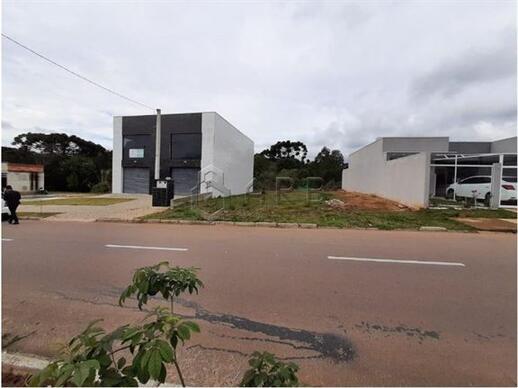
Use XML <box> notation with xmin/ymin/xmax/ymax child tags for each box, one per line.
<box><xmin>154</xmin><ymin>108</ymin><xmax>161</xmax><ymax>180</ymax></box>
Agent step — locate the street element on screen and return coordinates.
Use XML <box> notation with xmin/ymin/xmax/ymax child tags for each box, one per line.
<box><xmin>2</xmin><ymin>221</ymin><xmax>517</xmax><ymax>386</ymax></box>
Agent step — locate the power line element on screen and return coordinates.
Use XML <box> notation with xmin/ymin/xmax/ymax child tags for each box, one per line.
<box><xmin>2</xmin><ymin>33</ymin><xmax>155</xmax><ymax>111</ymax></box>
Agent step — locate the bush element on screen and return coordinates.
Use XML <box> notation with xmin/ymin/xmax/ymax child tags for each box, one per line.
<box><xmin>240</xmin><ymin>351</ymin><xmax>299</xmax><ymax>387</ymax></box>
<box><xmin>90</xmin><ymin>182</ymin><xmax>111</xmax><ymax>193</ymax></box>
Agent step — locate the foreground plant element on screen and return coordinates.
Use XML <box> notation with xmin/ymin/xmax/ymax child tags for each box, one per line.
<box><xmin>28</xmin><ymin>262</ymin><xmax>203</xmax><ymax>387</ymax></box>
<box><xmin>119</xmin><ymin>261</ymin><xmax>204</xmax><ymax>312</ymax></box>
<box><xmin>240</xmin><ymin>351</ymin><xmax>300</xmax><ymax>387</ymax></box>
<box><xmin>28</xmin><ymin>262</ymin><xmax>301</xmax><ymax>387</ymax></box>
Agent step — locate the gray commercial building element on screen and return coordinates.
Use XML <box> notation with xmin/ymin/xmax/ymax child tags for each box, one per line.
<box><xmin>342</xmin><ymin>136</ymin><xmax>517</xmax><ymax>208</ymax></box>
<box><xmin>112</xmin><ymin>112</ymin><xmax>254</xmax><ymax>197</ymax></box>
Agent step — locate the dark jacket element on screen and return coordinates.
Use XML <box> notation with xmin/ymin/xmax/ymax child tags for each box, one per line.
<box><xmin>3</xmin><ymin>190</ymin><xmax>21</xmax><ymax>207</ymax></box>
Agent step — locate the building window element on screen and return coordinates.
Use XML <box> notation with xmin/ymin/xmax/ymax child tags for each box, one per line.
<box><xmin>170</xmin><ymin>133</ymin><xmax>201</xmax><ymax>160</ymax></box>
<box><xmin>129</xmin><ymin>149</ymin><xmax>145</xmax><ymax>158</ymax></box>
<box><xmin>124</xmin><ymin>135</ymin><xmax>151</xmax><ymax>160</ymax></box>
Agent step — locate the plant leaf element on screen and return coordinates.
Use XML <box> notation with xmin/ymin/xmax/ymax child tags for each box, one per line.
<box><xmin>147</xmin><ymin>350</ymin><xmax>162</xmax><ymax>380</ymax></box>
<box><xmin>183</xmin><ymin>321</ymin><xmax>200</xmax><ymax>333</ymax></box>
<box><xmin>177</xmin><ymin>325</ymin><xmax>191</xmax><ymax>341</ymax></box>
<box><xmin>157</xmin><ymin>340</ymin><xmax>174</xmax><ymax>362</ymax></box>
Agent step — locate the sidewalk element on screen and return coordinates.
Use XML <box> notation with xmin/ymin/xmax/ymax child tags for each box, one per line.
<box><xmin>19</xmin><ymin>194</ymin><xmax>161</xmax><ymax>222</ymax></box>
<box><xmin>456</xmin><ymin>217</ymin><xmax>517</xmax><ymax>232</ymax></box>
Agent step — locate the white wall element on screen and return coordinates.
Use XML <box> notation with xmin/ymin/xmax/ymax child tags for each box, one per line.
<box><xmin>342</xmin><ymin>138</ymin><xmax>431</xmax><ymax>207</ymax></box>
<box><xmin>7</xmin><ymin>172</ymin><xmax>31</xmax><ymax>192</ymax></box>
<box><xmin>112</xmin><ymin>116</ymin><xmax>123</xmax><ymax>193</ymax></box>
<box><xmin>201</xmin><ymin>112</ymin><xmax>254</xmax><ymax>196</ymax></box>
<box><xmin>4</xmin><ymin>169</ymin><xmax>45</xmax><ymax>192</ymax></box>
<box><xmin>490</xmin><ymin>136</ymin><xmax>517</xmax><ymax>153</ymax></box>
<box><xmin>343</xmin><ymin>139</ymin><xmax>386</xmax><ymax>194</ymax></box>
<box><xmin>382</xmin><ymin>153</ymin><xmax>431</xmax><ymax>207</ymax></box>
<box><xmin>200</xmin><ymin>113</ymin><xmax>215</xmax><ymax>195</ymax></box>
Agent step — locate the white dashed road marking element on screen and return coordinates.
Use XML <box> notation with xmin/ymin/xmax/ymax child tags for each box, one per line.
<box><xmin>327</xmin><ymin>256</ymin><xmax>465</xmax><ymax>267</ymax></box>
<box><xmin>2</xmin><ymin>238</ymin><xmax>13</xmax><ymax>241</ymax></box>
<box><xmin>105</xmin><ymin>244</ymin><xmax>188</xmax><ymax>252</ymax></box>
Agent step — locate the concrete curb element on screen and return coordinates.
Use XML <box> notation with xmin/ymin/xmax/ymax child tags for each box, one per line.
<box><xmin>419</xmin><ymin>226</ymin><xmax>448</xmax><ymax>231</ymax></box>
<box><xmin>2</xmin><ymin>351</ymin><xmax>178</xmax><ymax>387</ymax></box>
<box><xmin>2</xmin><ymin>351</ymin><xmax>49</xmax><ymax>370</ymax></box>
<box><xmin>95</xmin><ymin>218</ymin><xmax>488</xmax><ymax>233</ymax></box>
<box><xmin>96</xmin><ymin>218</ymin><xmax>329</xmax><ymax>230</ymax></box>
<box><xmin>254</xmin><ymin>222</ymin><xmax>277</xmax><ymax>227</ymax></box>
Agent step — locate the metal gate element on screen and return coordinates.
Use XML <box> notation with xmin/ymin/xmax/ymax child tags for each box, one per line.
<box><xmin>123</xmin><ymin>168</ymin><xmax>150</xmax><ymax>194</ymax></box>
<box><xmin>171</xmin><ymin>168</ymin><xmax>199</xmax><ymax>196</ymax></box>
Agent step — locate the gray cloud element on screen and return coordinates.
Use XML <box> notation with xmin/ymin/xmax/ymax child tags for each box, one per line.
<box><xmin>1</xmin><ymin>1</ymin><xmax>516</xmax><ymax>157</ymax></box>
<box><xmin>2</xmin><ymin>120</ymin><xmax>14</xmax><ymax>130</ymax></box>
<box><xmin>410</xmin><ymin>30</ymin><xmax>516</xmax><ymax>100</ymax></box>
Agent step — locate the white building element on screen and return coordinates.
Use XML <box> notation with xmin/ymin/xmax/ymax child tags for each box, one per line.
<box><xmin>1</xmin><ymin>162</ymin><xmax>45</xmax><ymax>193</ymax></box>
<box><xmin>112</xmin><ymin>112</ymin><xmax>254</xmax><ymax>197</ymax></box>
<box><xmin>342</xmin><ymin>136</ymin><xmax>517</xmax><ymax>208</ymax></box>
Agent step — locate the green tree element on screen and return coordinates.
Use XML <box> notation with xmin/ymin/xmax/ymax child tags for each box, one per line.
<box><xmin>61</xmin><ymin>156</ymin><xmax>99</xmax><ymax>192</ymax></box>
<box><xmin>5</xmin><ymin>132</ymin><xmax>111</xmax><ymax>192</ymax></box>
<box><xmin>12</xmin><ymin>133</ymin><xmax>107</xmax><ymax>157</ymax></box>
<box><xmin>260</xmin><ymin>140</ymin><xmax>308</xmax><ymax>170</ymax></box>
<box><xmin>309</xmin><ymin>147</ymin><xmax>345</xmax><ymax>187</ymax></box>
<box><xmin>253</xmin><ymin>154</ymin><xmax>277</xmax><ymax>190</ymax></box>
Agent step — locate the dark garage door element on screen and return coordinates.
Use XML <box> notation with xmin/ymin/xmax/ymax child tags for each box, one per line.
<box><xmin>171</xmin><ymin>168</ymin><xmax>199</xmax><ymax>196</ymax></box>
<box><xmin>123</xmin><ymin>168</ymin><xmax>150</xmax><ymax>194</ymax></box>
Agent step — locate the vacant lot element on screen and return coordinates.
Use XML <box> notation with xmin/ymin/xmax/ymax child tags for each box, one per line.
<box><xmin>22</xmin><ymin>197</ymin><xmax>134</xmax><ymax>206</ymax></box>
<box><xmin>144</xmin><ymin>190</ymin><xmax>516</xmax><ymax>230</ymax></box>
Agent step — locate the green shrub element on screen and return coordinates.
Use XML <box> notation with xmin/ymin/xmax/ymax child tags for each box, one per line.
<box><xmin>119</xmin><ymin>262</ymin><xmax>203</xmax><ymax>312</ymax></box>
<box><xmin>90</xmin><ymin>182</ymin><xmax>111</xmax><ymax>193</ymax></box>
<box><xmin>28</xmin><ymin>263</ymin><xmax>301</xmax><ymax>387</ymax></box>
<box><xmin>240</xmin><ymin>351</ymin><xmax>299</xmax><ymax>387</ymax></box>
<box><xmin>28</xmin><ymin>263</ymin><xmax>203</xmax><ymax>387</ymax></box>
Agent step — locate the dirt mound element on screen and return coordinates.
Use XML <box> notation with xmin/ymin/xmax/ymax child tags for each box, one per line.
<box><xmin>331</xmin><ymin>191</ymin><xmax>409</xmax><ymax>211</ymax></box>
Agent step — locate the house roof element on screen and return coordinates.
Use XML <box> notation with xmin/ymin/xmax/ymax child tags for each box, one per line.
<box><xmin>7</xmin><ymin>163</ymin><xmax>44</xmax><ymax>173</ymax></box>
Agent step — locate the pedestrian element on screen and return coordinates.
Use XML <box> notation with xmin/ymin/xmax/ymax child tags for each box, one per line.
<box><xmin>3</xmin><ymin>185</ymin><xmax>21</xmax><ymax>224</ymax></box>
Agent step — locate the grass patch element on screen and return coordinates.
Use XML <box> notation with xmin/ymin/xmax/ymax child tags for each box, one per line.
<box><xmin>22</xmin><ymin>197</ymin><xmax>134</xmax><ymax>206</ymax></box>
<box><xmin>455</xmin><ymin>208</ymin><xmax>516</xmax><ymax>219</ymax></box>
<box><xmin>18</xmin><ymin>212</ymin><xmax>61</xmax><ymax>218</ymax></box>
<box><xmin>143</xmin><ymin>191</ymin><xmax>515</xmax><ymax>230</ymax></box>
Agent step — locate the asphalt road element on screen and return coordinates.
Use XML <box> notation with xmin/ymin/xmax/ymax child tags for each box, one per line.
<box><xmin>2</xmin><ymin>221</ymin><xmax>516</xmax><ymax>386</ymax></box>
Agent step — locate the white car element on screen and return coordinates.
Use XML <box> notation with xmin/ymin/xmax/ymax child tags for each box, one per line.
<box><xmin>2</xmin><ymin>198</ymin><xmax>10</xmax><ymax>217</ymax></box>
<box><xmin>446</xmin><ymin>175</ymin><xmax>517</xmax><ymax>203</ymax></box>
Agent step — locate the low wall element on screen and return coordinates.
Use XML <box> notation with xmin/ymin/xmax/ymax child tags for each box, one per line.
<box><xmin>342</xmin><ymin>148</ymin><xmax>430</xmax><ymax>208</ymax></box>
<box><xmin>382</xmin><ymin>153</ymin><xmax>430</xmax><ymax>207</ymax></box>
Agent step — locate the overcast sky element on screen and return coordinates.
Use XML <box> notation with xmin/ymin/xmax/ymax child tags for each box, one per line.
<box><xmin>2</xmin><ymin>0</ymin><xmax>516</xmax><ymax>157</ymax></box>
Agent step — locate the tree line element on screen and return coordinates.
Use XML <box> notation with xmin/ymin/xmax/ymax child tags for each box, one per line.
<box><xmin>2</xmin><ymin>134</ymin><xmax>345</xmax><ymax>193</ymax></box>
<box><xmin>254</xmin><ymin>140</ymin><xmax>346</xmax><ymax>190</ymax></box>
<box><xmin>2</xmin><ymin>132</ymin><xmax>112</xmax><ymax>192</ymax></box>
